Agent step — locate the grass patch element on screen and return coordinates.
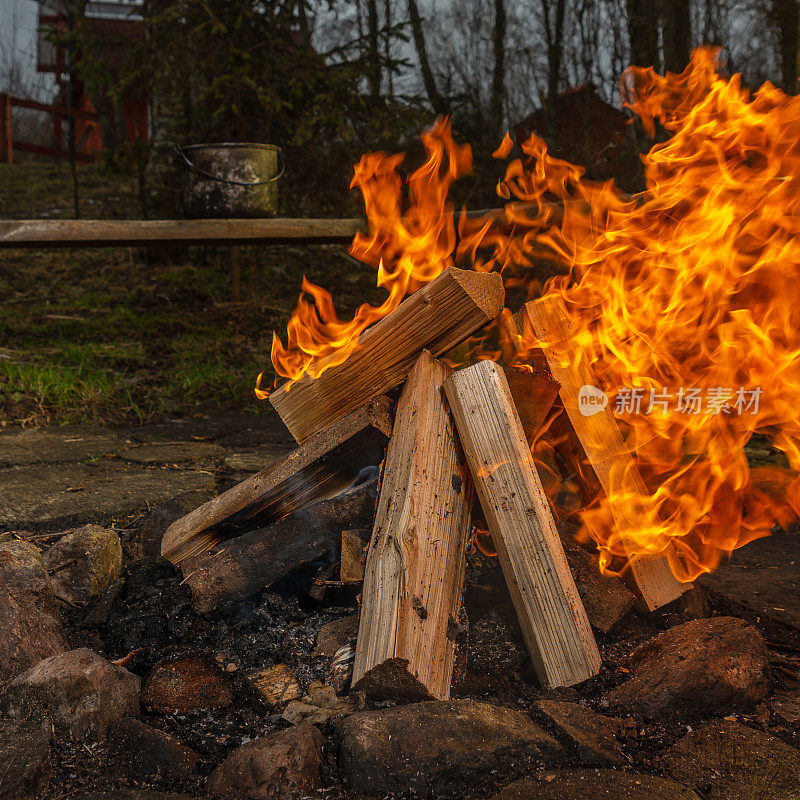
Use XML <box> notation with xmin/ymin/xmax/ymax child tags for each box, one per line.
<box><xmin>1</xmin><ymin>161</ymin><xmax>384</xmax><ymax>426</ymax></box>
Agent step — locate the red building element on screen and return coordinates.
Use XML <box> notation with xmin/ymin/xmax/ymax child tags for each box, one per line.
<box><xmin>514</xmin><ymin>84</ymin><xmax>630</xmax><ymax>182</ymax></box>
<box><xmin>36</xmin><ymin>1</ymin><xmax>148</xmax><ymax>157</ymax></box>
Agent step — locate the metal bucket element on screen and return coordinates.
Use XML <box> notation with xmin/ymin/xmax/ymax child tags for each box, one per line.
<box><xmin>178</xmin><ymin>143</ymin><xmax>283</xmax><ymax>219</ymax></box>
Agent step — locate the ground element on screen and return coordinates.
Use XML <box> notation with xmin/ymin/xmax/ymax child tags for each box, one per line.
<box><xmin>1</xmin><ymin>160</ymin><xmax>383</xmax><ymax>427</ymax></box>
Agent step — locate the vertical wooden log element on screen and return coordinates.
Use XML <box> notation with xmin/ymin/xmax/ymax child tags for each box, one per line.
<box><xmin>444</xmin><ymin>360</ymin><xmax>601</xmax><ymax>688</ymax></box>
<box><xmin>352</xmin><ymin>350</ymin><xmax>472</xmax><ymax>700</ymax></box>
<box><xmin>522</xmin><ymin>296</ymin><xmax>690</xmax><ymax>610</ymax></box>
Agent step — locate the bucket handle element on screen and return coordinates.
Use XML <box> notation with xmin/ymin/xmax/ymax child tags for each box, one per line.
<box><xmin>176</xmin><ymin>145</ymin><xmax>285</xmax><ymax>187</ymax></box>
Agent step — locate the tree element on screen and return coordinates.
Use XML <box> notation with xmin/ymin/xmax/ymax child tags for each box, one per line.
<box><xmin>407</xmin><ymin>0</ymin><xmax>449</xmax><ymax>114</ymax></box>
<box><xmin>772</xmin><ymin>0</ymin><xmax>800</xmax><ymax>92</ymax></box>
<box><xmin>626</xmin><ymin>0</ymin><xmax>659</xmax><ymax>69</ymax></box>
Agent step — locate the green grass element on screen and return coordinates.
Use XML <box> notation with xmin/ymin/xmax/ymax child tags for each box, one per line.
<box><xmin>1</xmin><ymin>161</ymin><xmax>383</xmax><ymax>426</ymax></box>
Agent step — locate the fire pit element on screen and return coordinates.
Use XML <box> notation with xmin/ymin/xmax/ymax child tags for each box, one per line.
<box><xmin>1</xmin><ymin>48</ymin><xmax>800</xmax><ymax>800</ymax></box>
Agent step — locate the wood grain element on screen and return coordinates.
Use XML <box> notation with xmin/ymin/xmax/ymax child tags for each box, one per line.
<box><xmin>270</xmin><ymin>267</ymin><xmax>505</xmax><ymax>443</ymax></box>
<box><xmin>523</xmin><ymin>296</ymin><xmax>690</xmax><ymax>610</ymax></box>
<box><xmin>352</xmin><ymin>351</ymin><xmax>472</xmax><ymax>700</ymax></box>
<box><xmin>161</xmin><ymin>397</ymin><xmax>392</xmax><ymax>564</ymax></box>
<box><xmin>444</xmin><ymin>360</ymin><xmax>601</xmax><ymax>688</ymax></box>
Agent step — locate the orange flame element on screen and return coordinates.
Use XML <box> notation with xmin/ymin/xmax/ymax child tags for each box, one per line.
<box><xmin>460</xmin><ymin>47</ymin><xmax>800</xmax><ymax>580</ymax></box>
<box><xmin>258</xmin><ymin>119</ymin><xmax>471</xmax><ymax>396</ymax></box>
<box><xmin>264</xmin><ymin>47</ymin><xmax>800</xmax><ymax>581</ymax></box>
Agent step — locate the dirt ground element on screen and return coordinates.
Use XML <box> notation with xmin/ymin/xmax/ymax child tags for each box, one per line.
<box><xmin>1</xmin><ymin>160</ymin><xmax>384</xmax><ymax>427</ymax></box>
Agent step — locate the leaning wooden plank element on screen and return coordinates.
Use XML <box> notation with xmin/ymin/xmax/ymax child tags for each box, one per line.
<box><xmin>270</xmin><ymin>267</ymin><xmax>505</xmax><ymax>443</ymax></box>
<box><xmin>183</xmin><ymin>482</ymin><xmax>377</xmax><ymax>614</ymax></box>
<box><xmin>523</xmin><ymin>296</ymin><xmax>690</xmax><ymax>611</ymax></box>
<box><xmin>444</xmin><ymin>360</ymin><xmax>601</xmax><ymax>688</ymax></box>
<box><xmin>505</xmin><ymin>306</ymin><xmax>604</xmax><ymax>505</ymax></box>
<box><xmin>352</xmin><ymin>351</ymin><xmax>472</xmax><ymax>701</ymax></box>
<box><xmin>160</xmin><ymin>397</ymin><xmax>392</xmax><ymax>564</ymax></box>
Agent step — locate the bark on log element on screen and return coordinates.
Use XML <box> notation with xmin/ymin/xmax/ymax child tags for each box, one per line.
<box><xmin>161</xmin><ymin>397</ymin><xmax>392</xmax><ymax>564</ymax></box>
<box><xmin>183</xmin><ymin>482</ymin><xmax>377</xmax><ymax>615</ymax></box>
<box><xmin>444</xmin><ymin>360</ymin><xmax>601</xmax><ymax>688</ymax></box>
<box><xmin>270</xmin><ymin>267</ymin><xmax>505</xmax><ymax>444</ymax></box>
<box><xmin>522</xmin><ymin>296</ymin><xmax>690</xmax><ymax>611</ymax></box>
<box><xmin>352</xmin><ymin>351</ymin><xmax>472</xmax><ymax>700</ymax></box>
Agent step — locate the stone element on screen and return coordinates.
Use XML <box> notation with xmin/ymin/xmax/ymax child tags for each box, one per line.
<box><xmin>490</xmin><ymin>770</ymin><xmax>702</xmax><ymax>800</ymax></box>
<box><xmin>313</xmin><ymin>615</ymin><xmax>358</xmax><ymax>658</ymax></box>
<box><xmin>0</xmin><ymin>540</ymin><xmax>68</xmax><ymax>679</ymax></box>
<box><xmin>700</xmin><ymin>531</ymin><xmax>800</xmax><ymax>646</ymax></box>
<box><xmin>142</xmin><ymin>653</ymin><xmax>235</xmax><ymax>714</ymax></box>
<box><xmin>337</xmin><ymin>699</ymin><xmax>564</xmax><ymax>797</ymax></box>
<box><xmin>604</xmin><ymin>617</ymin><xmax>770</xmax><ymax>719</ymax></box>
<box><xmin>0</xmin><ymin>719</ymin><xmax>52</xmax><ymax>799</ymax></box>
<box><xmin>127</xmin><ymin>488</ymin><xmax>217</xmax><ymax>560</ymax></box>
<box><xmin>119</xmin><ymin>442</ymin><xmax>226</xmax><ymax>465</ymax></box>
<box><xmin>106</xmin><ymin>717</ymin><xmax>199</xmax><ymax>782</ymax></box>
<box><xmin>207</xmin><ymin>724</ymin><xmax>323</xmax><ymax>800</ymax></box>
<box><xmin>562</xmin><ymin>539</ymin><xmax>635</xmax><ymax>633</ymax></box>
<box><xmin>663</xmin><ymin>719</ymin><xmax>800</xmax><ymax>800</ymax></box>
<box><xmin>248</xmin><ymin>664</ymin><xmax>301</xmax><ymax>706</ymax></box>
<box><xmin>0</xmin><ymin>426</ymin><xmax>121</xmax><ymax>466</ymax></box>
<box><xmin>535</xmin><ymin>700</ymin><xmax>626</xmax><ymax>765</ymax></box>
<box><xmin>1</xmin><ymin>648</ymin><xmax>140</xmax><ymax>742</ymax></box>
<box><xmin>0</xmin><ymin>462</ymin><xmax>215</xmax><ymax>530</ymax></box>
<box><xmin>282</xmin><ymin>682</ymin><xmax>363</xmax><ymax>726</ymax></box>
<box><xmin>43</xmin><ymin>525</ymin><xmax>122</xmax><ymax>604</ymax></box>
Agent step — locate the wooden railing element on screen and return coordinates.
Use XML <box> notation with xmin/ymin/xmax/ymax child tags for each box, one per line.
<box><xmin>0</xmin><ymin>92</ymin><xmax>99</xmax><ymax>164</ymax></box>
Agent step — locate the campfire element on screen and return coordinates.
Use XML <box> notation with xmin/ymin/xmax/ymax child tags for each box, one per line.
<box><xmin>159</xmin><ymin>47</ymin><xmax>800</xmax><ymax>702</ymax></box>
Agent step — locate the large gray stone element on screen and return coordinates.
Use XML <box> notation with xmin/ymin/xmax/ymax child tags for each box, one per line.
<box><xmin>0</xmin><ymin>719</ymin><xmax>52</xmax><ymax>799</ymax></box>
<box><xmin>337</xmin><ymin>699</ymin><xmax>563</xmax><ymax>797</ymax></box>
<box><xmin>1</xmin><ymin>648</ymin><xmax>140</xmax><ymax>742</ymax></box>
<box><xmin>0</xmin><ymin>540</ymin><xmax>68</xmax><ymax>679</ymax></box>
<box><xmin>207</xmin><ymin>724</ymin><xmax>323</xmax><ymax>800</ymax></box>
<box><xmin>490</xmin><ymin>770</ymin><xmax>702</xmax><ymax>800</ymax></box>
<box><xmin>0</xmin><ymin>426</ymin><xmax>121</xmax><ymax>466</ymax></box>
<box><xmin>663</xmin><ymin>719</ymin><xmax>800</xmax><ymax>800</ymax></box>
<box><xmin>0</xmin><ymin>462</ymin><xmax>215</xmax><ymax>530</ymax></box>
<box><xmin>43</xmin><ymin>525</ymin><xmax>122</xmax><ymax>604</ymax></box>
<box><xmin>604</xmin><ymin>617</ymin><xmax>770</xmax><ymax>719</ymax></box>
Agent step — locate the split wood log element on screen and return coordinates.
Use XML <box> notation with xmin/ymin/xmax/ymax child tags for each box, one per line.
<box><xmin>505</xmin><ymin>365</ymin><xmax>561</xmax><ymax>445</ymax></box>
<box><xmin>352</xmin><ymin>351</ymin><xmax>472</xmax><ymax>701</ymax></box>
<box><xmin>340</xmin><ymin>530</ymin><xmax>368</xmax><ymax>583</ymax></box>
<box><xmin>270</xmin><ymin>267</ymin><xmax>505</xmax><ymax>444</ymax></box>
<box><xmin>521</xmin><ymin>296</ymin><xmax>690</xmax><ymax>611</ymax></box>
<box><xmin>161</xmin><ymin>397</ymin><xmax>392</xmax><ymax>564</ymax></box>
<box><xmin>182</xmin><ymin>482</ymin><xmax>377</xmax><ymax>614</ymax></box>
<box><xmin>444</xmin><ymin>360</ymin><xmax>601</xmax><ymax>688</ymax></box>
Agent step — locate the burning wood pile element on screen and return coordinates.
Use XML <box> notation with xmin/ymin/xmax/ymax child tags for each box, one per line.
<box><xmin>161</xmin><ymin>265</ymin><xmax>690</xmax><ymax>697</ymax></box>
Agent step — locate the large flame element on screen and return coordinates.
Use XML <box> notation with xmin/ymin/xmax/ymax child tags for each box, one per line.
<box><xmin>264</xmin><ymin>48</ymin><xmax>800</xmax><ymax>581</ymax></box>
<box><xmin>461</xmin><ymin>47</ymin><xmax>800</xmax><ymax>580</ymax></box>
<box><xmin>258</xmin><ymin>119</ymin><xmax>471</xmax><ymax>396</ymax></box>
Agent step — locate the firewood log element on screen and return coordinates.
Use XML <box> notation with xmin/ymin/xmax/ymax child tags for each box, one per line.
<box><xmin>444</xmin><ymin>359</ymin><xmax>601</xmax><ymax>688</ymax></box>
<box><xmin>161</xmin><ymin>397</ymin><xmax>392</xmax><ymax>564</ymax></box>
<box><xmin>270</xmin><ymin>267</ymin><xmax>505</xmax><ymax>443</ymax></box>
<box><xmin>522</xmin><ymin>296</ymin><xmax>690</xmax><ymax>611</ymax></box>
<box><xmin>352</xmin><ymin>351</ymin><xmax>472</xmax><ymax>700</ymax></box>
